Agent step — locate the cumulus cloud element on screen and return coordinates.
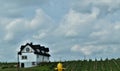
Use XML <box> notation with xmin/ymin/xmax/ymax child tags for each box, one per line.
<box><xmin>89</xmin><ymin>20</ymin><xmax>120</xmax><ymax>45</ymax></box>
<box><xmin>71</xmin><ymin>0</ymin><xmax>120</xmax><ymax>19</ymax></box>
<box><xmin>52</xmin><ymin>0</ymin><xmax>120</xmax><ymax>60</ymax></box>
<box><xmin>30</xmin><ymin>9</ymin><xmax>53</xmax><ymax>29</ymax></box>
<box><xmin>55</xmin><ymin>7</ymin><xmax>99</xmax><ymax>37</ymax></box>
<box><xmin>0</xmin><ymin>0</ymin><xmax>50</xmax><ymax>18</ymax></box>
<box><xmin>4</xmin><ymin>33</ymin><xmax>14</xmax><ymax>41</ymax></box>
<box><xmin>72</xmin><ymin>0</ymin><xmax>120</xmax><ymax>9</ymax></box>
<box><xmin>3</xmin><ymin>8</ymin><xmax>53</xmax><ymax>42</ymax></box>
<box><xmin>0</xmin><ymin>0</ymin><xmax>120</xmax><ymax>61</ymax></box>
<box><xmin>33</xmin><ymin>32</ymin><xmax>46</xmax><ymax>40</ymax></box>
<box><xmin>51</xmin><ymin>0</ymin><xmax>120</xmax><ymax>60</ymax></box>
<box><xmin>71</xmin><ymin>44</ymin><xmax>119</xmax><ymax>56</ymax></box>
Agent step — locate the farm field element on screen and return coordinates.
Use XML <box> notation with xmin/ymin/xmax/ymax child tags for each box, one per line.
<box><xmin>0</xmin><ymin>58</ymin><xmax>120</xmax><ymax>71</ymax></box>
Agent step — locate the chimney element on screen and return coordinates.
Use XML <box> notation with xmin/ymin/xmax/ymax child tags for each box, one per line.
<box><xmin>30</xmin><ymin>42</ymin><xmax>33</xmax><ymax>45</ymax></box>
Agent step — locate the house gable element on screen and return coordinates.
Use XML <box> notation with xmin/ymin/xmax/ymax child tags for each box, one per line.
<box><xmin>21</xmin><ymin>45</ymin><xmax>34</xmax><ymax>53</ymax></box>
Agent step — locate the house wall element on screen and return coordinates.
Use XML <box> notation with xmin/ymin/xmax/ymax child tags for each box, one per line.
<box><xmin>20</xmin><ymin>62</ymin><xmax>36</xmax><ymax>68</ymax></box>
<box><xmin>19</xmin><ymin>53</ymin><xmax>36</xmax><ymax>62</ymax></box>
<box><xmin>36</xmin><ymin>55</ymin><xmax>49</xmax><ymax>63</ymax></box>
<box><xmin>44</xmin><ymin>56</ymin><xmax>49</xmax><ymax>62</ymax></box>
<box><xmin>19</xmin><ymin>53</ymin><xmax>49</xmax><ymax>67</ymax></box>
<box><xmin>36</xmin><ymin>55</ymin><xmax>43</xmax><ymax>64</ymax></box>
<box><xmin>19</xmin><ymin>53</ymin><xmax>37</xmax><ymax>68</ymax></box>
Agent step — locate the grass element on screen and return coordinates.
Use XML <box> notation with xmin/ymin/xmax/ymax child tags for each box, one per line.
<box><xmin>0</xmin><ymin>58</ymin><xmax>120</xmax><ymax>71</ymax></box>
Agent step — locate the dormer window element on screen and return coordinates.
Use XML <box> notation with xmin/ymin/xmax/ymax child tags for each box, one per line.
<box><xmin>37</xmin><ymin>49</ymin><xmax>40</xmax><ymax>52</ymax></box>
<box><xmin>41</xmin><ymin>50</ymin><xmax>44</xmax><ymax>53</ymax></box>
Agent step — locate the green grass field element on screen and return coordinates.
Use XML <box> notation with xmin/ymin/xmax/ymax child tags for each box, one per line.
<box><xmin>0</xmin><ymin>58</ymin><xmax>120</xmax><ymax>71</ymax></box>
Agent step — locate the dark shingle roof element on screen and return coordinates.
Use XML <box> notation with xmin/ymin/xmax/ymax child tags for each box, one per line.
<box><xmin>18</xmin><ymin>43</ymin><xmax>50</xmax><ymax>57</ymax></box>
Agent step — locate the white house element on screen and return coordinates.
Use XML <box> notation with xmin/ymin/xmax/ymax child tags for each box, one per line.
<box><xmin>18</xmin><ymin>42</ymin><xmax>50</xmax><ymax>68</ymax></box>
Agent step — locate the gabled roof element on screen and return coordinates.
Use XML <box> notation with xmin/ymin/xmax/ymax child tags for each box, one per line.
<box><xmin>18</xmin><ymin>43</ymin><xmax>50</xmax><ymax>57</ymax></box>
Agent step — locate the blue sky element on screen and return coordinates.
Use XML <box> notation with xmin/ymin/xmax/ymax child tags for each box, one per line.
<box><xmin>0</xmin><ymin>0</ymin><xmax>120</xmax><ymax>62</ymax></box>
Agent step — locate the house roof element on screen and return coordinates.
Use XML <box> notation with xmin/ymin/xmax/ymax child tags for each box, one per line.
<box><xmin>18</xmin><ymin>43</ymin><xmax>50</xmax><ymax>57</ymax></box>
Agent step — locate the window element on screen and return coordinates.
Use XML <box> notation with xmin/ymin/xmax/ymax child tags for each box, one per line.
<box><xmin>41</xmin><ymin>50</ymin><xmax>44</xmax><ymax>53</ymax></box>
<box><xmin>32</xmin><ymin>62</ymin><xmax>35</xmax><ymax>65</ymax></box>
<box><xmin>37</xmin><ymin>49</ymin><xmax>40</xmax><ymax>52</ymax></box>
<box><xmin>22</xmin><ymin>56</ymin><xmax>27</xmax><ymax>60</ymax></box>
<box><xmin>37</xmin><ymin>55</ymin><xmax>39</xmax><ymax>58</ymax></box>
<box><xmin>26</xmin><ymin>48</ymin><xmax>30</xmax><ymax>52</ymax></box>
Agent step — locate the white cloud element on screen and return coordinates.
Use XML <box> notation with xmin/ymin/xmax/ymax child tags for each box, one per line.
<box><xmin>73</xmin><ymin>0</ymin><xmax>120</xmax><ymax>8</ymax></box>
<box><xmin>71</xmin><ymin>44</ymin><xmax>119</xmax><ymax>56</ymax></box>
<box><xmin>71</xmin><ymin>44</ymin><xmax>101</xmax><ymax>56</ymax></box>
<box><xmin>89</xmin><ymin>20</ymin><xmax>120</xmax><ymax>44</ymax></box>
<box><xmin>0</xmin><ymin>0</ymin><xmax>120</xmax><ymax>61</ymax></box>
<box><xmin>30</xmin><ymin>9</ymin><xmax>46</xmax><ymax>29</ymax></box>
<box><xmin>114</xmin><ymin>23</ymin><xmax>120</xmax><ymax>30</ymax></box>
<box><xmin>56</xmin><ymin>7</ymin><xmax>99</xmax><ymax>37</ymax></box>
<box><xmin>4</xmin><ymin>33</ymin><xmax>14</xmax><ymax>41</ymax></box>
<box><xmin>0</xmin><ymin>0</ymin><xmax>50</xmax><ymax>18</ymax></box>
<box><xmin>93</xmin><ymin>0</ymin><xmax>120</xmax><ymax>7</ymax></box>
<box><xmin>3</xmin><ymin>8</ymin><xmax>53</xmax><ymax>42</ymax></box>
<box><xmin>90</xmin><ymin>30</ymin><xmax>109</xmax><ymax>39</ymax></box>
<box><xmin>5</xmin><ymin>19</ymin><xmax>26</xmax><ymax>31</ymax></box>
<box><xmin>33</xmin><ymin>32</ymin><xmax>46</xmax><ymax>40</ymax></box>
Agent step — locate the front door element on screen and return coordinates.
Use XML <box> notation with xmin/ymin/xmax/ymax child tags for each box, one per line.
<box><xmin>21</xmin><ymin>63</ymin><xmax>24</xmax><ymax>68</ymax></box>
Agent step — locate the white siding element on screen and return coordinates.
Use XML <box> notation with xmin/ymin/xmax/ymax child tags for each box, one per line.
<box><xmin>44</xmin><ymin>56</ymin><xmax>49</xmax><ymax>62</ymax></box>
<box><xmin>19</xmin><ymin>53</ymin><xmax>36</xmax><ymax>62</ymax></box>
<box><xmin>19</xmin><ymin>53</ymin><xmax>37</xmax><ymax>68</ymax></box>
<box><xmin>20</xmin><ymin>62</ymin><xmax>33</xmax><ymax>68</ymax></box>
<box><xmin>36</xmin><ymin>55</ymin><xmax>43</xmax><ymax>63</ymax></box>
<box><xmin>37</xmin><ymin>55</ymin><xmax>49</xmax><ymax>62</ymax></box>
